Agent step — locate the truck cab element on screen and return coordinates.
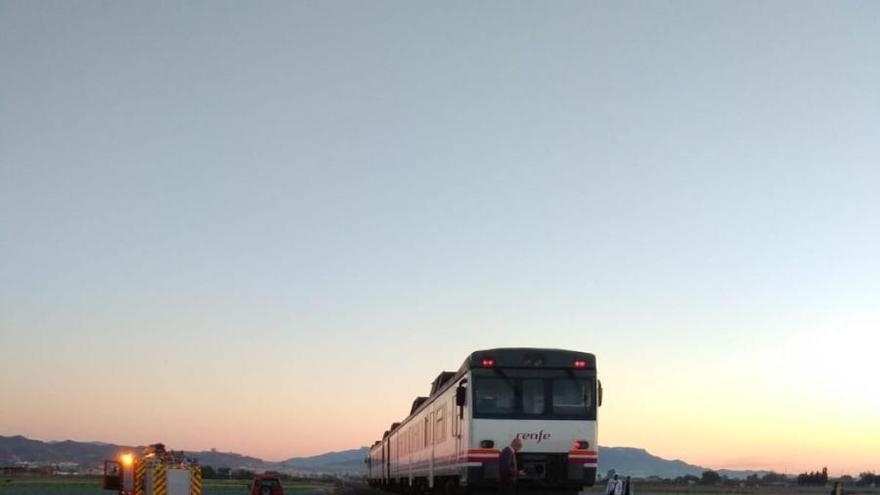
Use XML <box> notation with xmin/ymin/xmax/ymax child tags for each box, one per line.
<box><xmin>250</xmin><ymin>473</ymin><xmax>284</xmax><ymax>495</ymax></box>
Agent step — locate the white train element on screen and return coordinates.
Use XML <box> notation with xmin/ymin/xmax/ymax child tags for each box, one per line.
<box><xmin>367</xmin><ymin>348</ymin><xmax>601</xmax><ymax>494</ymax></box>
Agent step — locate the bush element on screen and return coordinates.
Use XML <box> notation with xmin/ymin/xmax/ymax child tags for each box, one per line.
<box><xmin>701</xmin><ymin>470</ymin><xmax>721</xmax><ymax>485</ymax></box>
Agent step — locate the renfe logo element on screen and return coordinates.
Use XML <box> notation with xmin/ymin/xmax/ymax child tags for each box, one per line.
<box><xmin>516</xmin><ymin>430</ymin><xmax>552</xmax><ymax>443</ymax></box>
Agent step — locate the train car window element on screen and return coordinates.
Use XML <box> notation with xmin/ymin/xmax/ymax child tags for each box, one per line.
<box><xmin>474</xmin><ymin>377</ymin><xmax>514</xmax><ymax>415</ymax></box>
<box><xmin>521</xmin><ymin>378</ymin><xmax>545</xmax><ymax>415</ymax></box>
<box><xmin>435</xmin><ymin>406</ymin><xmax>443</xmax><ymax>442</ymax></box>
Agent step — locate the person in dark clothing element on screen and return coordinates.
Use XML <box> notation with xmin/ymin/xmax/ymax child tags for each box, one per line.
<box><xmin>623</xmin><ymin>476</ymin><xmax>633</xmax><ymax>495</ymax></box>
<box><xmin>499</xmin><ymin>438</ymin><xmax>523</xmax><ymax>495</ymax></box>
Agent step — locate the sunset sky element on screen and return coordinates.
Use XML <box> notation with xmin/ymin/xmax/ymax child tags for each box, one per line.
<box><xmin>1</xmin><ymin>0</ymin><xmax>878</xmax><ymax>476</ymax></box>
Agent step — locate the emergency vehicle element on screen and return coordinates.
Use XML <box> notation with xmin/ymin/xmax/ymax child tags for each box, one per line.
<box><xmin>249</xmin><ymin>473</ymin><xmax>284</xmax><ymax>495</ymax></box>
<box><xmin>103</xmin><ymin>443</ymin><xmax>202</xmax><ymax>495</ymax></box>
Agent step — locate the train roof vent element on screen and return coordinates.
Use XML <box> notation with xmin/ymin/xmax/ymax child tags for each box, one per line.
<box><xmin>390</xmin><ymin>422</ymin><xmax>401</xmax><ymax>432</ymax></box>
<box><xmin>430</xmin><ymin>371</ymin><xmax>457</xmax><ymax>395</ymax></box>
<box><xmin>410</xmin><ymin>396</ymin><xmax>429</xmax><ymax>414</ymax></box>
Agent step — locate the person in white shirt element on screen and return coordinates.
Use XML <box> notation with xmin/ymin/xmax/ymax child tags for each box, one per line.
<box><xmin>605</xmin><ymin>474</ymin><xmax>623</xmax><ymax>495</ymax></box>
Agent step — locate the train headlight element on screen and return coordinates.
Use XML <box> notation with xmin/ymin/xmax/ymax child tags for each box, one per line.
<box><xmin>120</xmin><ymin>454</ymin><xmax>134</xmax><ymax>466</ymax></box>
<box><xmin>574</xmin><ymin>440</ymin><xmax>590</xmax><ymax>450</ymax></box>
<box><xmin>573</xmin><ymin>360</ymin><xmax>587</xmax><ymax>369</ymax></box>
<box><xmin>480</xmin><ymin>440</ymin><xmax>495</xmax><ymax>448</ymax></box>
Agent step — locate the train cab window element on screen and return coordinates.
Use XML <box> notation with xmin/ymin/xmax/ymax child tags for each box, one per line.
<box><xmin>475</xmin><ymin>372</ymin><xmax>594</xmax><ymax>419</ymax></box>
<box><xmin>474</xmin><ymin>377</ymin><xmax>514</xmax><ymax>415</ymax></box>
<box><xmin>553</xmin><ymin>378</ymin><xmax>591</xmax><ymax>416</ymax></box>
<box><xmin>521</xmin><ymin>378</ymin><xmax>545</xmax><ymax>415</ymax></box>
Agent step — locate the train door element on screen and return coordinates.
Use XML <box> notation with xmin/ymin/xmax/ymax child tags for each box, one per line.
<box><xmin>454</xmin><ymin>378</ymin><xmax>468</xmax><ymax>486</ymax></box>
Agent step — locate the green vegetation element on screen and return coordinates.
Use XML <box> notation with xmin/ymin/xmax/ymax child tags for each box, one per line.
<box><xmin>582</xmin><ymin>482</ymin><xmax>880</xmax><ymax>494</ymax></box>
<box><xmin>0</xmin><ymin>477</ymin><xmax>334</xmax><ymax>495</ymax></box>
<box><xmin>3</xmin><ymin>477</ymin><xmax>878</xmax><ymax>495</ymax></box>
<box><xmin>0</xmin><ymin>477</ymin><xmax>100</xmax><ymax>495</ymax></box>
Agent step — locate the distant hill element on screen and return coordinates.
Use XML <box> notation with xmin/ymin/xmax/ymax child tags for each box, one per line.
<box><xmin>0</xmin><ymin>435</ymin><xmax>122</xmax><ymax>466</ymax></box>
<box><xmin>280</xmin><ymin>448</ymin><xmax>368</xmax><ymax>474</ymax></box>
<box><xmin>0</xmin><ymin>435</ymin><xmax>266</xmax><ymax>471</ymax></box>
<box><xmin>0</xmin><ymin>435</ymin><xmax>766</xmax><ymax>478</ymax></box>
<box><xmin>598</xmin><ymin>446</ymin><xmax>702</xmax><ymax>478</ymax></box>
<box><xmin>599</xmin><ymin>447</ymin><xmax>768</xmax><ymax>479</ymax></box>
<box><xmin>184</xmin><ymin>450</ymin><xmax>266</xmax><ymax>471</ymax></box>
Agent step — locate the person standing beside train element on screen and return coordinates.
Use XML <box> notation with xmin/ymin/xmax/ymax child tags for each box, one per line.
<box><xmin>605</xmin><ymin>474</ymin><xmax>623</xmax><ymax>495</ymax></box>
<box><xmin>499</xmin><ymin>438</ymin><xmax>524</xmax><ymax>495</ymax></box>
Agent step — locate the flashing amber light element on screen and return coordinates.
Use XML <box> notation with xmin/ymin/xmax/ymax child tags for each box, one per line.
<box><xmin>573</xmin><ymin>360</ymin><xmax>587</xmax><ymax>369</ymax></box>
<box><xmin>120</xmin><ymin>453</ymin><xmax>134</xmax><ymax>466</ymax></box>
<box><xmin>481</xmin><ymin>358</ymin><xmax>495</xmax><ymax>368</ymax></box>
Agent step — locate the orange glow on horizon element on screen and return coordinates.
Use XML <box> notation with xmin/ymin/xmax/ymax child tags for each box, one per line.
<box><xmin>3</xmin><ymin>323</ymin><xmax>878</xmax><ymax>474</ymax></box>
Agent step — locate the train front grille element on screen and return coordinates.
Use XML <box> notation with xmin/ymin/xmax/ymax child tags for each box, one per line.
<box><xmin>519</xmin><ymin>453</ymin><xmax>568</xmax><ymax>482</ymax></box>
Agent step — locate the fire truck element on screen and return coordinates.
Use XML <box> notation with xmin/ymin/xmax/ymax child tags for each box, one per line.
<box><xmin>103</xmin><ymin>443</ymin><xmax>202</xmax><ymax>495</ymax></box>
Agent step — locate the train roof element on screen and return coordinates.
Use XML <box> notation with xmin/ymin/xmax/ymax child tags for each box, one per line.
<box><xmin>410</xmin><ymin>396</ymin><xmax>429</xmax><ymax>414</ymax></box>
<box><xmin>430</xmin><ymin>371</ymin><xmax>457</xmax><ymax>395</ymax></box>
<box><xmin>460</xmin><ymin>347</ymin><xmax>596</xmax><ymax>371</ymax></box>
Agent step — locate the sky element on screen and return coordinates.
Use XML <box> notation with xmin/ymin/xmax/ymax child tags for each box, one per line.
<box><xmin>1</xmin><ymin>0</ymin><xmax>879</xmax><ymax>476</ymax></box>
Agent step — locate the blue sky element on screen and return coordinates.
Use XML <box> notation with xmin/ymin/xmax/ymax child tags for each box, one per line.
<box><xmin>1</xmin><ymin>1</ymin><xmax>879</xmax><ymax>472</ymax></box>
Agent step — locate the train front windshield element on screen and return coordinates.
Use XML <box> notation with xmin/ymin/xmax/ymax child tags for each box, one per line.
<box><xmin>472</xmin><ymin>369</ymin><xmax>596</xmax><ymax>420</ymax></box>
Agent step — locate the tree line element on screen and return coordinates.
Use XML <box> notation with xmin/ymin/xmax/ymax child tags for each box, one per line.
<box><xmin>856</xmin><ymin>472</ymin><xmax>877</xmax><ymax>487</ymax></box>
<box><xmin>797</xmin><ymin>467</ymin><xmax>828</xmax><ymax>485</ymax></box>
<box><xmin>647</xmin><ymin>468</ymin><xmax>877</xmax><ymax>488</ymax></box>
<box><xmin>198</xmin><ymin>465</ymin><xmax>335</xmax><ymax>482</ymax></box>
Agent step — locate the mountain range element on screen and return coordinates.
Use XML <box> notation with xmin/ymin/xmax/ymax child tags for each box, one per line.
<box><xmin>0</xmin><ymin>435</ymin><xmax>767</xmax><ymax>479</ymax></box>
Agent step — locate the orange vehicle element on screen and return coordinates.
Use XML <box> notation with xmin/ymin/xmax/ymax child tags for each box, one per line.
<box><xmin>250</xmin><ymin>473</ymin><xmax>284</xmax><ymax>495</ymax></box>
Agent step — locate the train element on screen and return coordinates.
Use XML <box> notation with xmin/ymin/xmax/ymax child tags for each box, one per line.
<box><xmin>366</xmin><ymin>348</ymin><xmax>601</xmax><ymax>494</ymax></box>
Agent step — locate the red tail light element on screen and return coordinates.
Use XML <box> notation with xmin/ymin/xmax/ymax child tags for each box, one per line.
<box><xmin>573</xmin><ymin>360</ymin><xmax>587</xmax><ymax>369</ymax></box>
<box><xmin>481</xmin><ymin>358</ymin><xmax>495</xmax><ymax>368</ymax></box>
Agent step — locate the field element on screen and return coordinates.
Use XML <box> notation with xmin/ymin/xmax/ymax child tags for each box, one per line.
<box><xmin>3</xmin><ymin>478</ymin><xmax>879</xmax><ymax>495</ymax></box>
<box><xmin>578</xmin><ymin>483</ymin><xmax>880</xmax><ymax>495</ymax></box>
<box><xmin>336</xmin><ymin>480</ymin><xmax>880</xmax><ymax>495</ymax></box>
<box><xmin>0</xmin><ymin>477</ymin><xmax>334</xmax><ymax>495</ymax></box>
